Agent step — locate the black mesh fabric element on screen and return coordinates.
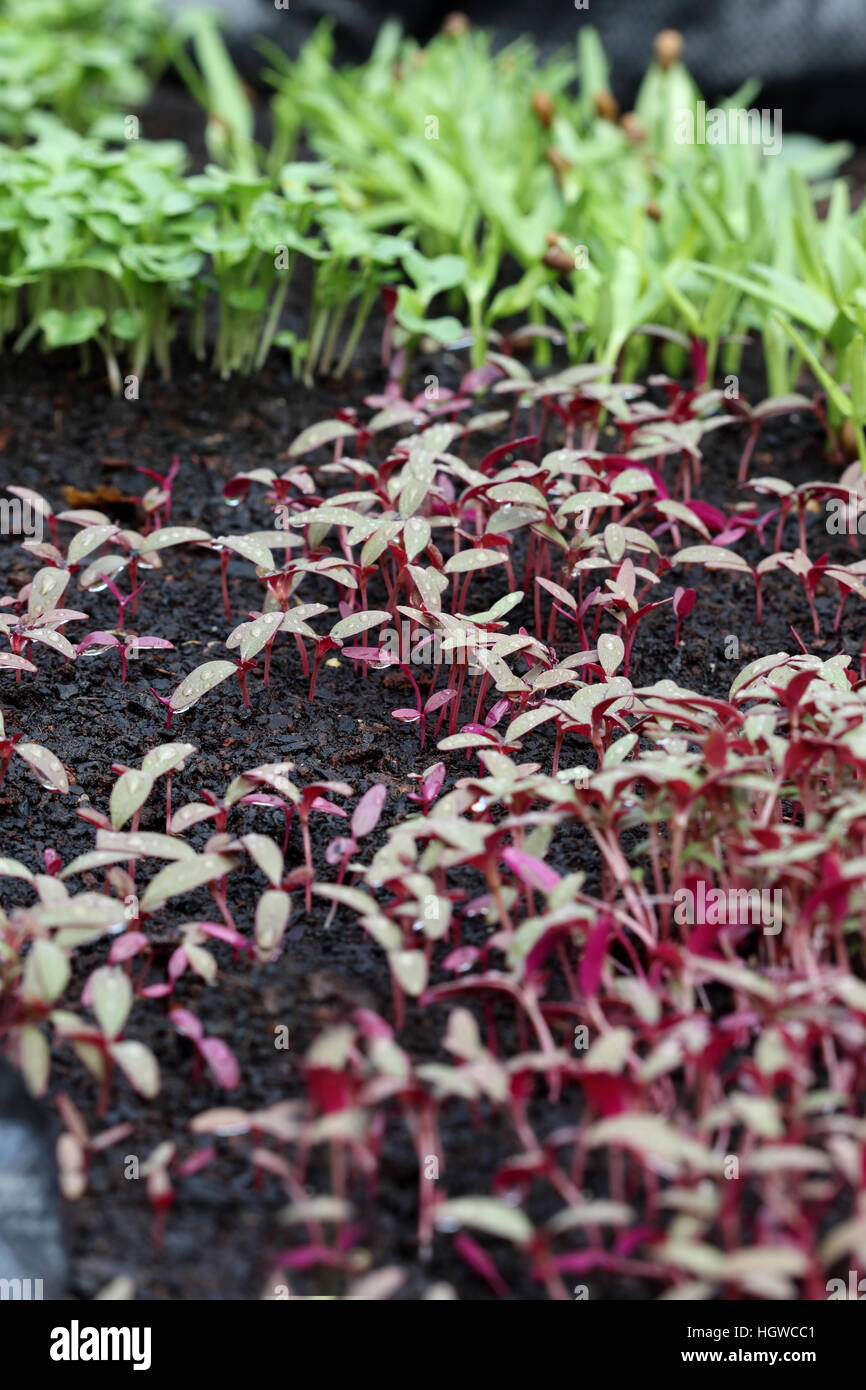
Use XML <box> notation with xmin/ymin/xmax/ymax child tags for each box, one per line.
<box><xmin>0</xmin><ymin>1059</ymin><xmax>66</xmax><ymax>1296</ymax></box>
<box><xmin>163</xmin><ymin>0</ymin><xmax>866</xmax><ymax>136</ymax></box>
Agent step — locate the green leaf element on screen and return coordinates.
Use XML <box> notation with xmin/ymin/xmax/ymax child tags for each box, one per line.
<box><xmin>330</xmin><ymin>609</ymin><xmax>391</xmax><ymax>642</ymax></box>
<box><xmin>91</xmin><ymin>966</ymin><xmax>132</xmax><ymax>1040</ymax></box>
<box><xmin>110</xmin><ymin>1040</ymin><xmax>160</xmax><ymax>1098</ymax></box>
<box><xmin>140</xmin><ymin>853</ymin><xmax>237</xmax><ymax>911</ymax></box>
<box><xmin>110</xmin><ymin>770</ymin><xmax>154</xmax><ymax>831</ymax></box>
<box><xmin>21</xmin><ymin>940</ymin><xmax>69</xmax><ymax>1006</ymax></box>
<box><xmin>169</xmin><ymin>660</ymin><xmax>237</xmax><ymax>713</ymax></box>
<box><xmin>38</xmin><ymin>307</ymin><xmax>105</xmax><ymax>348</ymax></box>
<box><xmin>436</xmin><ymin>1196</ymin><xmax>534</xmax><ymax>1245</ymax></box>
<box><xmin>255</xmin><ymin>888</ymin><xmax>292</xmax><ymax>959</ymax></box>
<box><xmin>241</xmin><ymin>834</ymin><xmax>283</xmax><ymax>887</ymax></box>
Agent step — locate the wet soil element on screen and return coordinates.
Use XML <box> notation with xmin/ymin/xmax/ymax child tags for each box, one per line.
<box><xmin>0</xmin><ymin>275</ymin><xmax>862</xmax><ymax>1300</ymax></box>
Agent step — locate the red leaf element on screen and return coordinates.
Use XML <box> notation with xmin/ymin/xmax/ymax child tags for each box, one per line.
<box><xmin>579</xmin><ymin>915</ymin><xmax>612</xmax><ymax>997</ymax></box>
<box><xmin>673</xmin><ymin>586</ymin><xmax>696</xmax><ymax>617</ymax></box>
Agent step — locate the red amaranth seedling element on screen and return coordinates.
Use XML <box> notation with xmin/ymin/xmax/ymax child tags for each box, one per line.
<box><xmin>406</xmin><ymin>761</ymin><xmax>446</xmax><ymax>813</ymax></box>
<box><xmin>54</xmin><ymin>965</ymin><xmax>161</xmax><ymax>1116</ymax></box>
<box><xmin>136</xmin><ymin>455</ymin><xmax>181</xmax><ymax>530</ymax></box>
<box><xmin>0</xmin><ymin>568</ymin><xmax>87</xmax><ymax>677</ymax></box>
<box><xmin>323</xmin><ymin>783</ymin><xmax>387</xmax><ymax>927</ymax></box>
<box><xmin>295</xmin><ymin>781</ymin><xmax>352</xmax><ymax>911</ymax></box>
<box><xmin>99</xmin><ymin>570</ymin><xmax>146</xmax><ymax>630</ymax></box>
<box><xmin>0</xmin><ymin>606</ymin><xmax>82</xmax><ymax>676</ymax></box>
<box><xmin>672</xmin><ymin>586</ymin><xmax>696</xmax><ymax>645</ymax></box>
<box><xmin>169</xmin><ymin>1008</ymin><xmax>241</xmax><ymax>1092</ymax></box>
<box><xmin>0</xmin><ymin>712</ymin><xmax>68</xmax><ymax>794</ymax></box>
<box><xmin>154</xmin><ymin>658</ymin><xmax>251</xmax><ymax>729</ymax></box>
<box><xmin>77</xmin><ymin>630</ymin><xmax>174</xmax><ymax>681</ymax></box>
<box><xmin>227</xmin><ymin>610</ymin><xmax>291</xmax><ymax>689</ymax></box>
<box><xmin>208</xmin><ymin>534</ymin><xmax>275</xmax><ymax>622</ymax></box>
<box><xmin>54</xmin><ymin>1091</ymin><xmax>133</xmax><ymax>1202</ymax></box>
<box><xmin>756</xmin><ymin>549</ymin><xmax>829</xmax><ymax>636</ymax></box>
<box><xmin>392</xmin><ymin>686</ymin><xmax>455</xmax><ymax>750</ymax></box>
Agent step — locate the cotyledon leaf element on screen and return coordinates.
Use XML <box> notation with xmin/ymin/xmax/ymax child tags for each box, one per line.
<box><xmin>138</xmin><ymin>526</ymin><xmax>211</xmax><ymax>553</ymax></box>
<box><xmin>110</xmin><ymin>769</ymin><xmax>155</xmax><ymax>830</ymax></box>
<box><xmin>226</xmin><ymin>611</ymin><xmax>284</xmax><ymax>661</ymax></box>
<box><xmin>140</xmin><ymin>853</ymin><xmax>238</xmax><ymax>911</ymax></box>
<box><xmin>330</xmin><ymin>610</ymin><xmax>392</xmax><ymax>642</ymax></box>
<box><xmin>140</xmin><ymin>742</ymin><xmax>197</xmax><ymax>778</ymax></box>
<box><xmin>169</xmin><ymin>661</ymin><xmax>237</xmax><ymax>712</ymax></box>
<box><xmin>16</xmin><ymin>742</ymin><xmax>69</xmax><ymax>793</ymax></box>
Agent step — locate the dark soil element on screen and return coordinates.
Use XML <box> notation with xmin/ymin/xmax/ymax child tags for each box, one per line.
<box><xmin>0</xmin><ymin>291</ymin><xmax>862</xmax><ymax>1300</ymax></box>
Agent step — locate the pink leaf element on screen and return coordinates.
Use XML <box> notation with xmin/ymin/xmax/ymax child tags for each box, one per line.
<box><xmin>0</xmin><ymin>654</ymin><xmax>37</xmax><ymax>674</ymax></box>
<box><xmin>176</xmin><ymin>1146</ymin><xmax>217</xmax><ymax>1177</ymax></box>
<box><xmin>198</xmin><ymin>921</ymin><xmax>249</xmax><ymax>952</ymax></box>
<box><xmin>198</xmin><ymin>1036</ymin><xmax>240</xmax><ymax>1090</ymax></box>
<box><xmin>77</xmin><ymin>631</ymin><xmax>121</xmax><ymax>656</ymax></box>
<box><xmin>443</xmin><ymin>945</ymin><xmax>481</xmax><ymax>973</ymax></box>
<box><xmin>501</xmin><ymin>847</ymin><xmax>561</xmax><ymax>895</ymax></box>
<box><xmin>424</xmin><ymin>689</ymin><xmax>456</xmax><ymax>715</ymax></box>
<box><xmin>43</xmin><ymin>848</ymin><xmax>63</xmax><ymax>875</ymax></box>
<box><xmin>168</xmin><ymin>948</ymin><xmax>188</xmax><ymax>980</ymax></box>
<box><xmin>615</xmin><ymin>558</ymin><xmax>635</xmax><ymax>596</ymax></box>
<box><xmin>108</xmin><ymin>932</ymin><xmax>149</xmax><ymax>964</ymax></box>
<box><xmin>351</xmin><ymin>783</ymin><xmax>387</xmax><ymax>838</ymax></box>
<box><xmin>485</xmin><ymin>699</ymin><xmax>510</xmax><ymax>728</ymax></box>
<box><xmin>326</xmin><ymin>836</ymin><xmax>356</xmax><ymax>864</ymax></box>
<box><xmin>126</xmin><ymin>636</ymin><xmax>175</xmax><ymax>653</ymax></box>
<box><xmin>422</xmin><ymin>762</ymin><xmax>446</xmax><ymax>802</ymax></box>
<box><xmin>343</xmin><ymin>645</ymin><xmax>393</xmax><ymax>664</ymax></box>
<box><xmin>170</xmin><ymin>1008</ymin><xmax>204</xmax><ymax>1042</ymax></box>
<box><xmin>352</xmin><ymin>1009</ymin><xmax>394</xmax><ymax>1040</ymax></box>
<box><xmin>310</xmin><ymin>796</ymin><xmax>348</xmax><ymax>817</ymax></box>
